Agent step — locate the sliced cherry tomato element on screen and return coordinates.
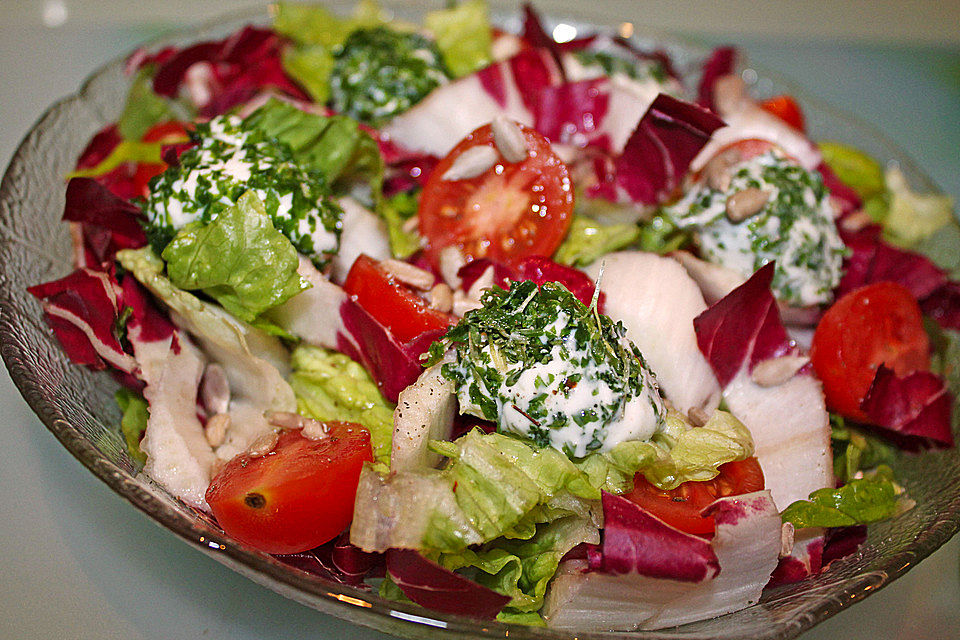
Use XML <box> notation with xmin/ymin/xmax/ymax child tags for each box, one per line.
<box><xmin>418</xmin><ymin>122</ymin><xmax>573</xmax><ymax>270</ymax></box>
<box><xmin>205</xmin><ymin>423</ymin><xmax>372</xmax><ymax>554</ymax></box>
<box><xmin>343</xmin><ymin>254</ymin><xmax>456</xmax><ymax>344</ymax></box>
<box><xmin>132</xmin><ymin>121</ymin><xmax>193</xmax><ymax>196</ymax></box>
<box><xmin>760</xmin><ymin>95</ymin><xmax>805</xmax><ymax>132</ymax></box>
<box><xmin>623</xmin><ymin>457</ymin><xmax>765</xmax><ymax>535</ymax></box>
<box><xmin>141</xmin><ymin>120</ymin><xmax>191</xmax><ymax>143</ymax></box>
<box><xmin>810</xmin><ymin>282</ymin><xmax>930</xmax><ymax>421</ymax></box>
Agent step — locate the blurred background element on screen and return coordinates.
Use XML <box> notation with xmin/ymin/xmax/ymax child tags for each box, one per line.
<box><xmin>0</xmin><ymin>2</ymin><xmax>958</xmax><ymax>639</ymax></box>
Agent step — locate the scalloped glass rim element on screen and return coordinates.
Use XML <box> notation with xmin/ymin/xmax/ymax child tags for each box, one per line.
<box><xmin>0</xmin><ymin>3</ymin><xmax>957</xmax><ymax>639</ymax></box>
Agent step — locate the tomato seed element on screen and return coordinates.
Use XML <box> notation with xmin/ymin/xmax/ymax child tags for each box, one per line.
<box><xmin>244</xmin><ymin>492</ymin><xmax>267</xmax><ymax>509</ymax></box>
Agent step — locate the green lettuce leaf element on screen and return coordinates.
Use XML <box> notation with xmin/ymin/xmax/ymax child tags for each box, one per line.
<box><xmin>781</xmin><ymin>466</ymin><xmax>908</xmax><ymax>529</ymax></box>
<box><xmin>162</xmin><ymin>191</ymin><xmax>310</xmax><ymax>322</ymax></box>
<box><xmin>424</xmin><ymin>0</ymin><xmax>492</xmax><ymax>77</ymax></box>
<box><xmin>439</xmin><ymin>516</ymin><xmax>597</xmax><ymax>622</ymax></box>
<box><xmin>883</xmin><ymin>167</ymin><xmax>955</xmax><ymax>248</ymax></box>
<box><xmin>289</xmin><ymin>344</ymin><xmax>394</xmax><ymax>464</ymax></box>
<box><xmin>115</xmin><ymin>388</ymin><xmax>149</xmax><ymax>467</ymax></box>
<box><xmin>830</xmin><ymin>414</ymin><xmax>898</xmax><ymax>484</ymax></box>
<box><xmin>273</xmin><ymin>0</ymin><xmax>386</xmax><ymax>48</ymax></box>
<box><xmin>381</xmin><ymin>190</ymin><xmax>421</xmax><ymax>259</ymax></box>
<box><xmin>641</xmin><ymin>409</ymin><xmax>755</xmax><ymax>489</ymax></box>
<box><xmin>553</xmin><ymin>215</ymin><xmax>641</xmax><ymax>267</ymax></box>
<box><xmin>818</xmin><ymin>141</ymin><xmax>885</xmax><ymax>199</ymax></box>
<box><xmin>117</xmin><ymin>66</ymin><xmax>178</xmax><ymax>141</ymax></box>
<box><xmin>242</xmin><ymin>98</ymin><xmax>383</xmax><ymax>203</ymax></box>
<box><xmin>281</xmin><ymin>45</ymin><xmax>335</xmax><ymax>104</ymax></box>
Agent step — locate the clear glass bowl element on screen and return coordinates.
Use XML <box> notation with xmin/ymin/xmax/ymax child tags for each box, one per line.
<box><xmin>0</xmin><ymin>3</ymin><xmax>956</xmax><ymax>639</ymax></box>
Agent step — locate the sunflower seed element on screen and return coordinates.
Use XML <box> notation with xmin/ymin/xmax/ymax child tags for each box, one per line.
<box><xmin>301</xmin><ymin>419</ymin><xmax>331</xmax><ymax>441</ymax></box>
<box><xmin>726</xmin><ymin>188</ymin><xmax>772</xmax><ymax>222</ymax></box>
<box><xmin>204</xmin><ymin>413</ymin><xmax>230</xmax><ymax>448</ymax></box>
<box><xmin>687</xmin><ymin>406</ymin><xmax>711</xmax><ymax>428</ymax></box>
<box><xmin>381</xmin><ymin>259</ymin><xmax>435</xmax><ymax>290</ymax></box>
<box><xmin>429</xmin><ymin>283</ymin><xmax>453</xmax><ymax>312</ymax></box>
<box><xmin>751</xmin><ymin>355</ymin><xmax>809</xmax><ymax>387</ymax></box>
<box><xmin>492</xmin><ymin>116</ymin><xmax>528</xmax><ymax>163</ymax></box>
<box><xmin>247</xmin><ymin>431</ymin><xmax>279</xmax><ymax>458</ymax></box>
<box><xmin>267</xmin><ymin>411</ymin><xmax>305</xmax><ymax>430</ymax></box>
<box><xmin>201</xmin><ymin>363</ymin><xmax>230</xmax><ymax>416</ymax></box>
<box><xmin>441</xmin><ymin>145</ymin><xmax>498</xmax><ymax>181</ymax></box>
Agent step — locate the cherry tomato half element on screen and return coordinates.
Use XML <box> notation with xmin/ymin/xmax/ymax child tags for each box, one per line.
<box><xmin>418</xmin><ymin>122</ymin><xmax>574</xmax><ymax>270</ymax></box>
<box><xmin>205</xmin><ymin>423</ymin><xmax>373</xmax><ymax>554</ymax></box>
<box><xmin>623</xmin><ymin>457</ymin><xmax>765</xmax><ymax>536</ymax></box>
<box><xmin>810</xmin><ymin>282</ymin><xmax>930</xmax><ymax>422</ymax></box>
<box><xmin>132</xmin><ymin>121</ymin><xmax>192</xmax><ymax>197</ymax></box>
<box><xmin>760</xmin><ymin>95</ymin><xmax>806</xmax><ymax>132</ymax></box>
<box><xmin>343</xmin><ymin>254</ymin><xmax>456</xmax><ymax>344</ymax></box>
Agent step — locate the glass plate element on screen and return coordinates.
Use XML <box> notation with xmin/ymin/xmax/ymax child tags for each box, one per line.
<box><xmin>0</xmin><ymin>3</ymin><xmax>957</xmax><ymax>639</ymax></box>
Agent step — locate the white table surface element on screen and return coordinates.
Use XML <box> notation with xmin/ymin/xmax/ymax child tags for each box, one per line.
<box><xmin>1</xmin><ymin>2</ymin><xmax>959</xmax><ymax>639</ymax></box>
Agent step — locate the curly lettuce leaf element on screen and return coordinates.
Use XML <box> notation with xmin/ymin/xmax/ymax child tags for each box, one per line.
<box><xmin>883</xmin><ymin>167</ymin><xmax>955</xmax><ymax>248</ymax></box>
<box><xmin>424</xmin><ymin>0</ymin><xmax>492</xmax><ymax>77</ymax></box>
<box><xmin>781</xmin><ymin>466</ymin><xmax>908</xmax><ymax>529</ymax></box>
<box><xmin>289</xmin><ymin>344</ymin><xmax>394</xmax><ymax>464</ymax></box>
<box><xmin>66</xmin><ymin>140</ymin><xmax>163</xmax><ymax>180</ymax></box>
<box><xmin>439</xmin><ymin>516</ymin><xmax>597</xmax><ymax>623</ymax></box>
<box><xmin>116</xmin><ymin>388</ymin><xmax>149</xmax><ymax>467</ymax></box>
<box><xmin>273</xmin><ymin>0</ymin><xmax>385</xmax><ymax>48</ymax></box>
<box><xmin>553</xmin><ymin>215</ymin><xmax>641</xmax><ymax>267</ymax></box>
<box><xmin>162</xmin><ymin>191</ymin><xmax>310</xmax><ymax>322</ymax></box>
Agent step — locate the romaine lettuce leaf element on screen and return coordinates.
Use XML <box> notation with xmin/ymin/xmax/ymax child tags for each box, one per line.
<box><xmin>66</xmin><ymin>140</ymin><xmax>163</xmax><ymax>180</ymax></box>
<box><xmin>116</xmin><ymin>388</ymin><xmax>149</xmax><ymax>466</ymax></box>
<box><xmin>289</xmin><ymin>344</ymin><xmax>394</xmax><ymax>464</ymax></box>
<box><xmin>780</xmin><ymin>466</ymin><xmax>908</xmax><ymax>529</ymax></box>
<box><xmin>424</xmin><ymin>0</ymin><xmax>492</xmax><ymax>77</ymax></box>
<box><xmin>553</xmin><ymin>215</ymin><xmax>640</xmax><ymax>267</ymax></box>
<box><xmin>381</xmin><ymin>190</ymin><xmax>420</xmax><ymax>259</ymax></box>
<box><xmin>162</xmin><ymin>191</ymin><xmax>310</xmax><ymax>322</ymax></box>
<box><xmin>242</xmin><ymin>99</ymin><xmax>383</xmax><ymax>202</ymax></box>
<box><xmin>273</xmin><ymin>0</ymin><xmax>385</xmax><ymax>48</ymax></box>
<box><xmin>883</xmin><ymin>167</ymin><xmax>955</xmax><ymax>248</ymax></box>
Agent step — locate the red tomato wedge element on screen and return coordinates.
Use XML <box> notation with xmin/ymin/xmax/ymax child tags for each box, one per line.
<box><xmin>343</xmin><ymin>254</ymin><xmax>456</xmax><ymax>344</ymax></box>
<box><xmin>133</xmin><ymin>121</ymin><xmax>192</xmax><ymax>196</ymax></box>
<box><xmin>810</xmin><ymin>282</ymin><xmax>930</xmax><ymax>422</ymax></box>
<box><xmin>760</xmin><ymin>95</ymin><xmax>806</xmax><ymax>132</ymax></box>
<box><xmin>205</xmin><ymin>423</ymin><xmax>373</xmax><ymax>554</ymax></box>
<box><xmin>418</xmin><ymin>122</ymin><xmax>573</xmax><ymax>270</ymax></box>
<box><xmin>623</xmin><ymin>457</ymin><xmax>765</xmax><ymax>536</ymax></box>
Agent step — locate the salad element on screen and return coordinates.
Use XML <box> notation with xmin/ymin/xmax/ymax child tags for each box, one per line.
<box><xmin>26</xmin><ymin>0</ymin><xmax>960</xmax><ymax>631</ymax></box>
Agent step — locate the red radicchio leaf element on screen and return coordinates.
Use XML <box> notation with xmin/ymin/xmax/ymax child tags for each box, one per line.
<box><xmin>120</xmin><ymin>275</ymin><xmax>175</xmax><ymax>344</ymax></box>
<box><xmin>922</xmin><ymin>281</ymin><xmax>960</xmax><ymax>331</ymax></box>
<box><xmin>27</xmin><ymin>268</ymin><xmax>136</xmax><ymax>373</ymax></box>
<box><xmin>821</xmin><ymin>525</ymin><xmax>867</xmax><ymax>568</ymax></box>
<box><xmin>597</xmin><ymin>491</ymin><xmax>720</xmax><ymax>582</ymax></box>
<box><xmin>62</xmin><ymin>178</ymin><xmax>147</xmax><ymax>264</ymax></box>
<box><xmin>336</xmin><ymin>299</ymin><xmax>438</xmax><ymax>403</ymax></box>
<box><xmin>456</xmin><ymin>258</ymin><xmax>516</xmax><ymax>293</ymax></box>
<box><xmin>614</xmin><ymin>94</ymin><xmax>725</xmax><ymax>205</ymax></box>
<box><xmin>768</xmin><ymin>534</ymin><xmax>824</xmax><ymax>586</ymax></box>
<box><xmin>697</xmin><ymin>46</ymin><xmax>738</xmax><ymax>112</ymax></box>
<box><xmin>456</xmin><ymin>256</ymin><xmax>603</xmax><ymax>311</ymax></box>
<box><xmin>817</xmin><ymin>162</ymin><xmax>862</xmax><ymax>219</ymax></box>
<box><xmin>385</xmin><ymin>549</ymin><xmax>511</xmax><ymax>620</ymax></box>
<box><xmin>693</xmin><ymin>263</ymin><xmax>792</xmax><ymax>388</ymax></box>
<box><xmin>76</xmin><ymin>125</ymin><xmax>122</xmax><ymax>170</ymax></box>
<box><xmin>860</xmin><ymin>364</ymin><xmax>954</xmax><ymax>448</ymax></box>
<box><xmin>533</xmin><ymin>78</ymin><xmax>612</xmax><ymax>149</ymax></box>
<box><xmin>275</xmin><ymin>532</ymin><xmax>384</xmax><ymax>587</ymax></box>
<box><xmin>152</xmin><ymin>26</ymin><xmax>307</xmax><ymax>117</ymax></box>
<box><xmin>837</xmin><ymin>226</ymin><xmax>947</xmax><ymax>301</ymax></box>
<box><xmin>125</xmin><ymin>46</ymin><xmax>178</xmax><ymax>75</ymax></box>
<box><xmin>611</xmin><ymin>37</ymin><xmax>682</xmax><ymax>83</ymax></box>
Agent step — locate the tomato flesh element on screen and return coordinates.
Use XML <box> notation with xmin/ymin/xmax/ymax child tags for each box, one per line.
<box><xmin>133</xmin><ymin>121</ymin><xmax>192</xmax><ymax>197</ymax></box>
<box><xmin>760</xmin><ymin>95</ymin><xmax>806</xmax><ymax>132</ymax></box>
<box><xmin>343</xmin><ymin>254</ymin><xmax>456</xmax><ymax>344</ymax></box>
<box><xmin>205</xmin><ymin>423</ymin><xmax>373</xmax><ymax>554</ymax></box>
<box><xmin>623</xmin><ymin>457</ymin><xmax>765</xmax><ymax>535</ymax></box>
<box><xmin>810</xmin><ymin>282</ymin><xmax>930</xmax><ymax>421</ymax></box>
<box><xmin>418</xmin><ymin>122</ymin><xmax>573</xmax><ymax>270</ymax></box>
